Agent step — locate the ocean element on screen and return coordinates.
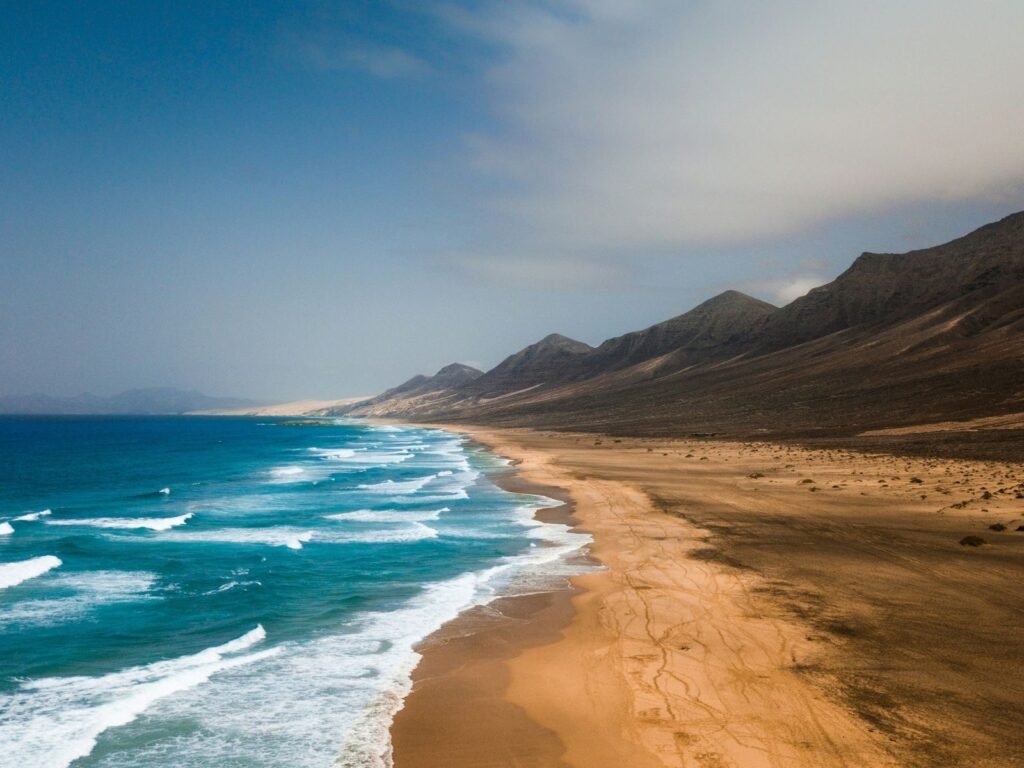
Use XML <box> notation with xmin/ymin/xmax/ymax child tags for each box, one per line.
<box><xmin>0</xmin><ymin>416</ymin><xmax>589</xmax><ymax>768</ymax></box>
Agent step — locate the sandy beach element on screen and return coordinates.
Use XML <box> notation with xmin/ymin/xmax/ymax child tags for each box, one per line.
<box><xmin>393</xmin><ymin>428</ymin><xmax>1024</xmax><ymax>768</ymax></box>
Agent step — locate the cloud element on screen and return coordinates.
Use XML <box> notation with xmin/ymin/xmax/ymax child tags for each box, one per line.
<box><xmin>446</xmin><ymin>250</ymin><xmax>625</xmax><ymax>289</ymax></box>
<box><xmin>746</xmin><ymin>275</ymin><xmax>827</xmax><ymax>305</ymax></box>
<box><xmin>448</xmin><ymin>0</ymin><xmax>1024</xmax><ymax>250</ymax></box>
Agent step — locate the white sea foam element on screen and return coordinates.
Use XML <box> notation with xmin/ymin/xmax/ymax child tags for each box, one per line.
<box><xmin>0</xmin><ymin>522</ymin><xmax>13</xmax><ymax>535</ymax></box>
<box><xmin>203</xmin><ymin>579</ymin><xmax>261</xmax><ymax>596</ymax></box>
<box><xmin>325</xmin><ymin>507</ymin><xmax>449</xmax><ymax>523</ymax></box>
<box><xmin>0</xmin><ymin>626</ymin><xmax>277</xmax><ymax>768</ymax></box>
<box><xmin>268</xmin><ymin>465</ymin><xmax>308</xmax><ymax>482</ymax></box>
<box><xmin>0</xmin><ymin>556</ymin><xmax>62</xmax><ymax>591</ymax></box>
<box><xmin>433</xmin><ymin>469</ymin><xmax>480</xmax><ymax>492</ymax></box>
<box><xmin>95</xmin><ymin>572</ymin><xmax>496</xmax><ymax>768</ymax></box>
<box><xmin>267</xmin><ymin>457</ymin><xmax>365</xmax><ymax>484</ymax></box>
<box><xmin>395</xmin><ymin>491</ymin><xmax>469</xmax><ymax>504</ymax></box>
<box><xmin>46</xmin><ymin>513</ymin><xmax>193</xmax><ymax>531</ymax></box>
<box><xmin>14</xmin><ymin>509</ymin><xmax>52</xmax><ymax>522</ymax></box>
<box><xmin>158</xmin><ymin>527</ymin><xmax>315</xmax><ymax>550</ymax></box>
<box><xmin>310</xmin><ymin>448</ymin><xmax>413</xmax><ymax>466</ymax></box>
<box><xmin>318</xmin><ymin>523</ymin><xmax>439</xmax><ymax>545</ymax></box>
<box><xmin>0</xmin><ymin>571</ymin><xmax>158</xmax><ymax>628</ymax></box>
<box><xmin>388</xmin><ymin>469</ymin><xmax>477</xmax><ymax>504</ymax></box>
<box><xmin>356</xmin><ymin>475</ymin><xmax>437</xmax><ymax>495</ymax></box>
<box><xmin>308</xmin><ymin>447</ymin><xmax>356</xmax><ymax>459</ymax></box>
<box><xmin>158</xmin><ymin>487</ymin><xmax>170</xmax><ymax>495</ymax></box>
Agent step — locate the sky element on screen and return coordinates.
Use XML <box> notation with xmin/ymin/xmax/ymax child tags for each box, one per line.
<box><xmin>2</xmin><ymin>0</ymin><xmax>1023</xmax><ymax>401</ymax></box>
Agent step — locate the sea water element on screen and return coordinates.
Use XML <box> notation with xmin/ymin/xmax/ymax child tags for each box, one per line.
<box><xmin>0</xmin><ymin>416</ymin><xmax>590</xmax><ymax>767</ymax></box>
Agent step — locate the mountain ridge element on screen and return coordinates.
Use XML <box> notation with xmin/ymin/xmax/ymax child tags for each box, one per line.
<box><xmin>339</xmin><ymin>210</ymin><xmax>1024</xmax><ymax>454</ymax></box>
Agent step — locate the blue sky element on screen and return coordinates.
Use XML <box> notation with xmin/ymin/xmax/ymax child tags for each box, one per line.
<box><xmin>2</xmin><ymin>1</ymin><xmax>1022</xmax><ymax>400</ymax></box>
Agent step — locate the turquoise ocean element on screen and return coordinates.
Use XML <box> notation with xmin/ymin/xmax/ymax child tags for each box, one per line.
<box><xmin>0</xmin><ymin>416</ymin><xmax>589</xmax><ymax>767</ymax></box>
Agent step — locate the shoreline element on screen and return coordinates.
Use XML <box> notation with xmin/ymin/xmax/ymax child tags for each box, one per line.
<box><xmin>390</xmin><ymin>425</ymin><xmax>1024</xmax><ymax>768</ymax></box>
<box><xmin>390</xmin><ymin>431</ymin><xmax>590</xmax><ymax>768</ymax></box>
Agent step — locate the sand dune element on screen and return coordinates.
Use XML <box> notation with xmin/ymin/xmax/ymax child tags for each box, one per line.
<box><xmin>190</xmin><ymin>397</ymin><xmax>367</xmax><ymax>416</ymax></box>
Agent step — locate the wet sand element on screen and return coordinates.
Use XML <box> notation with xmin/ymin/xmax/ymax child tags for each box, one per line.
<box><xmin>392</xmin><ymin>428</ymin><xmax>1024</xmax><ymax>768</ymax></box>
<box><xmin>390</xmin><ymin>464</ymin><xmax>582</xmax><ymax>768</ymax></box>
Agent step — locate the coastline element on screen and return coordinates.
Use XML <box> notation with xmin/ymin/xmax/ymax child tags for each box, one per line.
<box><xmin>390</xmin><ymin>434</ymin><xmax>589</xmax><ymax>768</ymax></box>
<box><xmin>390</xmin><ymin>425</ymin><xmax>1024</xmax><ymax>768</ymax></box>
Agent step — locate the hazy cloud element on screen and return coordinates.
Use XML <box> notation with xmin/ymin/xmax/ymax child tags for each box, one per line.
<box><xmin>450</xmin><ymin>0</ymin><xmax>1024</xmax><ymax>250</ymax></box>
<box><xmin>447</xmin><ymin>250</ymin><xmax>625</xmax><ymax>289</ymax></box>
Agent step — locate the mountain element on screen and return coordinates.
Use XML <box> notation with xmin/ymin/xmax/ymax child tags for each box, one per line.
<box><xmin>752</xmin><ymin>211</ymin><xmax>1024</xmax><ymax>352</ymax></box>
<box><xmin>343</xmin><ymin>363</ymin><xmax>482</xmax><ymax>417</ymax></box>
<box><xmin>579</xmin><ymin>290</ymin><xmax>777</xmax><ymax>376</ymax></box>
<box><xmin>341</xmin><ymin>211</ymin><xmax>1024</xmax><ymax>454</ymax></box>
<box><xmin>467</xmin><ymin>334</ymin><xmax>594</xmax><ymax>397</ymax></box>
<box><xmin>0</xmin><ymin>388</ymin><xmax>262</xmax><ymax>415</ymax></box>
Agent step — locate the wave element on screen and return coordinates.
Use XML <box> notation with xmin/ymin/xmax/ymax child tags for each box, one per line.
<box><xmin>0</xmin><ymin>571</ymin><xmax>157</xmax><ymax>629</ymax></box>
<box><xmin>267</xmin><ymin>465</ymin><xmax>309</xmax><ymax>482</ymax></box>
<box><xmin>0</xmin><ymin>626</ymin><xmax>277</xmax><ymax>768</ymax></box>
<box><xmin>356</xmin><ymin>475</ymin><xmax>437</xmax><ymax>495</ymax></box>
<box><xmin>203</xmin><ymin>579</ymin><xmax>262</xmax><ymax>596</ymax></box>
<box><xmin>13</xmin><ymin>509</ymin><xmax>52</xmax><ymax>522</ymax></box>
<box><xmin>318</xmin><ymin>522</ymin><xmax>439</xmax><ymax>545</ymax></box>
<box><xmin>0</xmin><ymin>556</ymin><xmax>62</xmax><ymax>591</ymax></box>
<box><xmin>310</xmin><ymin>448</ymin><xmax>414</xmax><ymax>466</ymax></box>
<box><xmin>325</xmin><ymin>507</ymin><xmax>449</xmax><ymax>523</ymax></box>
<box><xmin>158</xmin><ymin>527</ymin><xmax>314</xmax><ymax>550</ymax></box>
<box><xmin>395</xmin><ymin>491</ymin><xmax>469</xmax><ymax>504</ymax></box>
<box><xmin>0</xmin><ymin>522</ymin><xmax>12</xmax><ymax>535</ymax></box>
<box><xmin>46</xmin><ymin>513</ymin><xmax>193</xmax><ymax>531</ymax></box>
<box><xmin>308</xmin><ymin>447</ymin><xmax>356</xmax><ymax>459</ymax></box>
<box><xmin>386</xmin><ymin>469</ymin><xmax>477</xmax><ymax>505</ymax></box>
<box><xmin>160</xmin><ymin>522</ymin><xmax>438</xmax><ymax>549</ymax></box>
<box><xmin>96</xmin><ymin>573</ymin><xmax>489</xmax><ymax>768</ymax></box>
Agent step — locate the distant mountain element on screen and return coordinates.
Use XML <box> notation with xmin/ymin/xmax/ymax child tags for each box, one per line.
<box><xmin>339</xmin><ymin>211</ymin><xmax>1024</xmax><ymax>449</ymax></box>
<box><xmin>0</xmin><ymin>388</ymin><xmax>262</xmax><ymax>415</ymax></box>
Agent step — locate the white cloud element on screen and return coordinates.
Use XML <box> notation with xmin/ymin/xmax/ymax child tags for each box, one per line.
<box><xmin>449</xmin><ymin>0</ymin><xmax>1024</xmax><ymax>249</ymax></box>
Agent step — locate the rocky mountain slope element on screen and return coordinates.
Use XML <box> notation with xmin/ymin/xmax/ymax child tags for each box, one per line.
<box><xmin>339</xmin><ymin>211</ymin><xmax>1024</xmax><ymax>451</ymax></box>
<box><xmin>345</xmin><ymin>363</ymin><xmax>482</xmax><ymax>417</ymax></box>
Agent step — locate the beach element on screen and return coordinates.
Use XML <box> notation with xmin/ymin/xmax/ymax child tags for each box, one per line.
<box><xmin>392</xmin><ymin>428</ymin><xmax>1024</xmax><ymax>768</ymax></box>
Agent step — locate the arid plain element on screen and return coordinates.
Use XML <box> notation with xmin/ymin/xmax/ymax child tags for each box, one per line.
<box><xmin>393</xmin><ymin>427</ymin><xmax>1024</xmax><ymax>768</ymax></box>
